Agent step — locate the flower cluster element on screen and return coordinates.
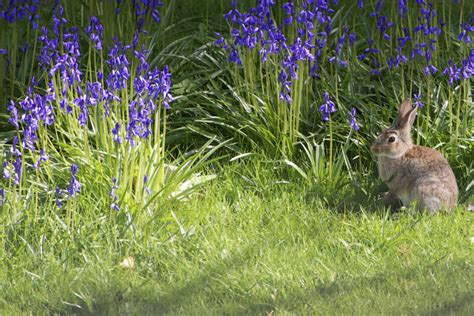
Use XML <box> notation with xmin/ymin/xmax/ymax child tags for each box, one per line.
<box><xmin>443</xmin><ymin>49</ymin><xmax>474</xmax><ymax>85</ymax></box>
<box><xmin>133</xmin><ymin>0</ymin><xmax>163</xmax><ymax>24</ymax></box>
<box><xmin>458</xmin><ymin>17</ymin><xmax>473</xmax><ymax>43</ymax></box>
<box><xmin>3</xmin><ymin>6</ymin><xmax>172</xmax><ymax>210</ymax></box>
<box><xmin>0</xmin><ymin>0</ymin><xmax>39</xmax><ymax>28</ymax></box>
<box><xmin>358</xmin><ymin>38</ymin><xmax>381</xmax><ymax>75</ymax></box>
<box><xmin>217</xmin><ymin>0</ymin><xmax>364</xmax><ymax>128</ymax></box>
<box><xmin>85</xmin><ymin>16</ymin><xmax>104</xmax><ymax>50</ymax></box>
<box><xmin>219</xmin><ymin>0</ymin><xmax>357</xmax><ymax>106</ymax></box>
<box><xmin>218</xmin><ymin>0</ymin><xmax>472</xmax><ymax>104</ymax></box>
<box><xmin>16</xmin><ymin>80</ymin><xmax>55</xmax><ymax>151</ymax></box>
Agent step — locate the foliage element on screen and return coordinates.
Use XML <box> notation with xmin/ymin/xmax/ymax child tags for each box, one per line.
<box><xmin>0</xmin><ymin>0</ymin><xmax>473</xmax><ymax>313</ymax></box>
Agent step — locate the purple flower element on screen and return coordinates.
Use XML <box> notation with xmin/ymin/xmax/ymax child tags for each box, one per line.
<box><xmin>319</xmin><ymin>92</ymin><xmax>336</xmax><ymax>121</ymax></box>
<box><xmin>443</xmin><ymin>61</ymin><xmax>461</xmax><ymax>85</ymax></box>
<box><xmin>85</xmin><ymin>16</ymin><xmax>103</xmax><ymax>50</ymax></box>
<box><xmin>10</xmin><ymin>136</ymin><xmax>21</xmax><ymax>158</ymax></box>
<box><xmin>111</xmin><ymin>177</ymin><xmax>120</xmax><ymax>211</ymax></box>
<box><xmin>0</xmin><ymin>187</ymin><xmax>5</xmax><ymax>206</ymax></box>
<box><xmin>3</xmin><ymin>161</ymin><xmax>11</xmax><ymax>181</ymax></box>
<box><xmin>423</xmin><ymin>64</ymin><xmax>438</xmax><ymax>76</ymax></box>
<box><xmin>413</xmin><ymin>94</ymin><xmax>424</xmax><ymax>108</ymax></box>
<box><xmin>33</xmin><ymin>149</ymin><xmax>49</xmax><ymax>169</ymax></box>
<box><xmin>55</xmin><ymin>187</ymin><xmax>63</xmax><ymax>208</ymax></box>
<box><xmin>7</xmin><ymin>100</ymin><xmax>19</xmax><ymax>129</ymax></box>
<box><xmin>133</xmin><ymin>46</ymin><xmax>150</xmax><ymax>75</ymax></box>
<box><xmin>68</xmin><ymin>164</ymin><xmax>81</xmax><ymax>197</ymax></box>
<box><xmin>376</xmin><ymin>15</ymin><xmax>394</xmax><ymax>41</ymax></box>
<box><xmin>214</xmin><ymin>32</ymin><xmax>226</xmax><ymax>46</ymax></box>
<box><xmin>458</xmin><ymin>21</ymin><xmax>473</xmax><ymax>43</ymax></box>
<box><xmin>0</xmin><ymin>0</ymin><xmax>40</xmax><ymax>26</ymax></box>
<box><xmin>144</xmin><ymin>174</ymin><xmax>151</xmax><ymax>195</ymax></box>
<box><xmin>229</xmin><ymin>48</ymin><xmax>242</xmax><ymax>65</ymax></box>
<box><xmin>282</xmin><ymin>3</ymin><xmax>294</xmax><ymax>23</ymax></box>
<box><xmin>112</xmin><ymin>122</ymin><xmax>122</xmax><ymax>144</ymax></box>
<box><xmin>224</xmin><ymin>1</ymin><xmax>241</xmax><ymax>24</ymax></box>
<box><xmin>350</xmin><ymin>108</ymin><xmax>360</xmax><ymax>130</ymax></box>
<box><xmin>13</xmin><ymin>157</ymin><xmax>22</xmax><ymax>185</ymax></box>
<box><xmin>0</xmin><ymin>48</ymin><xmax>7</xmax><ymax>54</ymax></box>
<box><xmin>106</xmin><ymin>39</ymin><xmax>131</xmax><ymax>91</ymax></box>
<box><xmin>52</xmin><ymin>6</ymin><xmax>67</xmax><ymax>36</ymax></box>
<box><xmin>460</xmin><ymin>49</ymin><xmax>474</xmax><ymax>79</ymax></box>
<box><xmin>398</xmin><ymin>0</ymin><xmax>408</xmax><ymax>18</ymax></box>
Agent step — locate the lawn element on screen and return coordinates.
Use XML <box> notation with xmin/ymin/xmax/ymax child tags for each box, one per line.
<box><xmin>0</xmin><ymin>0</ymin><xmax>473</xmax><ymax>314</ymax></box>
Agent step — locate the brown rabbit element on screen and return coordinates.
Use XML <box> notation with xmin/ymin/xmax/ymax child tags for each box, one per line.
<box><xmin>371</xmin><ymin>99</ymin><xmax>458</xmax><ymax>213</ymax></box>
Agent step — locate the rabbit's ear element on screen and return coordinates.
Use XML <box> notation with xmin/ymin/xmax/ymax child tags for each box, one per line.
<box><xmin>398</xmin><ymin>104</ymin><xmax>418</xmax><ymax>139</ymax></box>
<box><xmin>395</xmin><ymin>99</ymin><xmax>413</xmax><ymax>126</ymax></box>
<box><xmin>403</xmin><ymin>106</ymin><xmax>418</xmax><ymax>129</ymax></box>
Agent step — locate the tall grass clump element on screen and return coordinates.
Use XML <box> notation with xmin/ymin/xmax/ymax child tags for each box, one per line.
<box><xmin>0</xmin><ymin>1</ymin><xmax>222</xmax><ymax>258</ymax></box>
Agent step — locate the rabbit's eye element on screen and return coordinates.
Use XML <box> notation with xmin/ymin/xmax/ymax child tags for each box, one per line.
<box><xmin>388</xmin><ymin>136</ymin><xmax>396</xmax><ymax>143</ymax></box>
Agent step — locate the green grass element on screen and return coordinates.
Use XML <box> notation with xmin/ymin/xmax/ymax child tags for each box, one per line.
<box><xmin>1</xmin><ymin>164</ymin><xmax>473</xmax><ymax>314</ymax></box>
<box><xmin>1</xmin><ymin>0</ymin><xmax>473</xmax><ymax>314</ymax></box>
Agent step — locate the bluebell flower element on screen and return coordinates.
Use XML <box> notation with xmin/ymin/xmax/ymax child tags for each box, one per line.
<box><xmin>424</xmin><ymin>64</ymin><xmax>438</xmax><ymax>76</ymax></box>
<box><xmin>443</xmin><ymin>61</ymin><xmax>461</xmax><ymax>85</ymax></box>
<box><xmin>55</xmin><ymin>187</ymin><xmax>63</xmax><ymax>208</ymax></box>
<box><xmin>13</xmin><ymin>157</ymin><xmax>22</xmax><ymax>185</ymax></box>
<box><xmin>370</xmin><ymin>0</ymin><xmax>383</xmax><ymax>16</ymax></box>
<box><xmin>229</xmin><ymin>47</ymin><xmax>242</xmax><ymax>65</ymax></box>
<box><xmin>319</xmin><ymin>92</ymin><xmax>336</xmax><ymax>121</ymax></box>
<box><xmin>134</xmin><ymin>46</ymin><xmax>150</xmax><ymax>75</ymax></box>
<box><xmin>460</xmin><ymin>49</ymin><xmax>474</xmax><ymax>79</ymax></box>
<box><xmin>376</xmin><ymin>15</ymin><xmax>394</xmax><ymax>41</ymax></box>
<box><xmin>106</xmin><ymin>39</ymin><xmax>131</xmax><ymax>91</ymax></box>
<box><xmin>413</xmin><ymin>94</ymin><xmax>424</xmax><ymax>108</ymax></box>
<box><xmin>144</xmin><ymin>174</ymin><xmax>151</xmax><ymax>195</ymax></box>
<box><xmin>33</xmin><ymin>149</ymin><xmax>49</xmax><ymax>169</ymax></box>
<box><xmin>458</xmin><ymin>21</ymin><xmax>473</xmax><ymax>43</ymax></box>
<box><xmin>1</xmin><ymin>0</ymin><xmax>40</xmax><ymax>27</ymax></box>
<box><xmin>0</xmin><ymin>48</ymin><xmax>7</xmax><ymax>54</ymax></box>
<box><xmin>0</xmin><ymin>187</ymin><xmax>5</xmax><ymax>206</ymax></box>
<box><xmin>68</xmin><ymin>164</ymin><xmax>81</xmax><ymax>197</ymax></box>
<box><xmin>7</xmin><ymin>100</ymin><xmax>19</xmax><ymax>129</ymax></box>
<box><xmin>398</xmin><ymin>0</ymin><xmax>408</xmax><ymax>18</ymax></box>
<box><xmin>214</xmin><ymin>32</ymin><xmax>226</xmax><ymax>46</ymax></box>
<box><xmin>358</xmin><ymin>39</ymin><xmax>381</xmax><ymax>75</ymax></box>
<box><xmin>52</xmin><ymin>6</ymin><xmax>67</xmax><ymax>36</ymax></box>
<box><xmin>350</xmin><ymin>108</ymin><xmax>360</xmax><ymax>130</ymax></box>
<box><xmin>282</xmin><ymin>1</ymin><xmax>295</xmax><ymax>24</ymax></box>
<box><xmin>112</xmin><ymin>122</ymin><xmax>122</xmax><ymax>144</ymax></box>
<box><xmin>85</xmin><ymin>16</ymin><xmax>103</xmax><ymax>50</ymax></box>
<box><xmin>3</xmin><ymin>160</ymin><xmax>12</xmax><ymax>181</ymax></box>
<box><xmin>10</xmin><ymin>136</ymin><xmax>21</xmax><ymax>158</ymax></box>
<box><xmin>224</xmin><ymin>1</ymin><xmax>242</xmax><ymax>24</ymax></box>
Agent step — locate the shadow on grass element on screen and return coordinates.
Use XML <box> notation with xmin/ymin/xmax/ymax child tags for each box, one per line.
<box><xmin>278</xmin><ymin>260</ymin><xmax>473</xmax><ymax>314</ymax></box>
<box><xmin>86</xmin><ymin>242</ymin><xmax>276</xmax><ymax>315</ymax></box>
<box><xmin>70</xmin><ymin>246</ymin><xmax>473</xmax><ymax>315</ymax></box>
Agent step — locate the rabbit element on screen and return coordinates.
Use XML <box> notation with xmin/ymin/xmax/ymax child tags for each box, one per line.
<box><xmin>370</xmin><ymin>99</ymin><xmax>458</xmax><ymax>213</ymax></box>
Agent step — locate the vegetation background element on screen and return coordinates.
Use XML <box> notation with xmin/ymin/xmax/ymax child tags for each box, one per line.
<box><xmin>0</xmin><ymin>0</ymin><xmax>473</xmax><ymax>314</ymax></box>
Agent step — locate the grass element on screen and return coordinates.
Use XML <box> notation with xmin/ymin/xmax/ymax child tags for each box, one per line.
<box><xmin>1</xmin><ymin>0</ymin><xmax>473</xmax><ymax>314</ymax></box>
<box><xmin>1</xmin><ymin>164</ymin><xmax>473</xmax><ymax>314</ymax></box>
